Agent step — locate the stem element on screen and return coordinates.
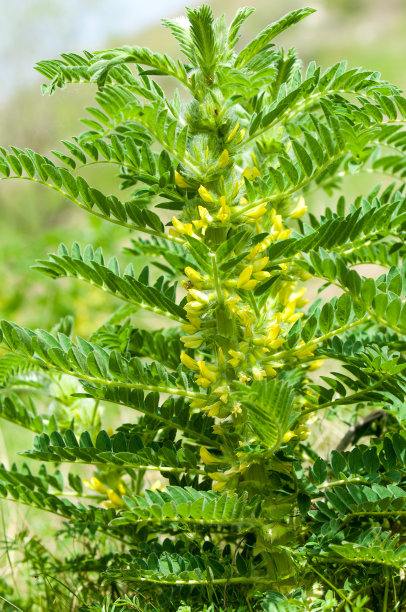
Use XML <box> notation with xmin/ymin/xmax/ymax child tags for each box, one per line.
<box><xmin>383</xmin><ymin>572</ymin><xmax>389</xmax><ymax>612</ymax></box>
<box><xmin>308</xmin><ymin>563</ymin><xmax>352</xmax><ymax>608</ymax></box>
<box><xmin>41</xmin><ymin>574</ymin><xmax>86</xmax><ymax>605</ymax></box>
<box><xmin>39</xmin><ymin>461</ymin><xmax>207</xmax><ymax>477</ymax></box>
<box><xmin>0</xmin><ymin>596</ymin><xmax>24</xmax><ymax>612</ymax></box>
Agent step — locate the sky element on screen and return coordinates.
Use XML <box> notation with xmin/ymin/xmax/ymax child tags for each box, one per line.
<box><xmin>0</xmin><ymin>0</ymin><xmax>192</xmax><ymax>102</ymax></box>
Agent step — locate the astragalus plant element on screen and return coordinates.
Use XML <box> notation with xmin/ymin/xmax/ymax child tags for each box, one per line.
<box><xmin>1</xmin><ymin>5</ymin><xmax>406</xmax><ymax>611</ymax></box>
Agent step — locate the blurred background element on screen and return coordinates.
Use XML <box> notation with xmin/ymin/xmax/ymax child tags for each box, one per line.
<box><xmin>0</xmin><ymin>0</ymin><xmax>405</xmax><ymax>603</ymax></box>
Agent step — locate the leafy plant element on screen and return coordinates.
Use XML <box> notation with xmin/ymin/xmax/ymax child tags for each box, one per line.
<box><xmin>1</xmin><ymin>5</ymin><xmax>406</xmax><ymax>610</ymax></box>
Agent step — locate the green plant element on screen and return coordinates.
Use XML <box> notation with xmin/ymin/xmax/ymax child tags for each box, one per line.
<box><xmin>1</xmin><ymin>4</ymin><xmax>406</xmax><ymax>610</ymax></box>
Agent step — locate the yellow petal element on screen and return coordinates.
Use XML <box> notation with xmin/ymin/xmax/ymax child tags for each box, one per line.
<box><xmin>175</xmin><ymin>170</ymin><xmax>193</xmax><ymax>189</ymax></box>
<box><xmin>244</xmin><ymin>203</ymin><xmax>267</xmax><ymax>219</ymax></box>
<box><xmin>91</xmin><ymin>477</ymin><xmax>107</xmax><ymax>495</ymax></box>
<box><xmin>218</xmin><ymin>149</ymin><xmax>229</xmax><ymax>168</ymax></box>
<box><xmin>107</xmin><ymin>489</ymin><xmax>124</xmax><ymax>508</ymax></box>
<box><xmin>241</xmin><ymin>167</ymin><xmax>252</xmax><ymax>180</ymax></box>
<box><xmin>188</xmin><ymin>288</ymin><xmax>209</xmax><ymax>304</ymax></box>
<box><xmin>237</xmin><ymin>265</ymin><xmax>253</xmax><ymax>289</ymax></box>
<box><xmin>200</xmin><ymin>446</ymin><xmax>223</xmax><ymax>464</ymax></box>
<box><xmin>226</xmin><ymin>121</ymin><xmax>240</xmax><ymax>143</ymax></box>
<box><xmin>197</xmin><ymin>361</ymin><xmax>217</xmax><ymax>382</ymax></box>
<box><xmin>198</xmin><ymin>185</ymin><xmax>214</xmax><ymax>203</ymax></box>
<box><xmin>290</xmin><ymin>196</ymin><xmax>307</xmax><ymax>219</ymax></box>
<box><xmin>180</xmin><ymin>351</ymin><xmax>199</xmax><ymax>371</ymax></box>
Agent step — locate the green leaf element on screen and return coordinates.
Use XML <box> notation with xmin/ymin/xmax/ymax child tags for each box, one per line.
<box><xmin>235</xmin><ymin>380</ymin><xmax>295</xmax><ymax>451</ymax></box>
<box><xmin>235</xmin><ymin>7</ymin><xmax>316</xmax><ymax>68</ymax></box>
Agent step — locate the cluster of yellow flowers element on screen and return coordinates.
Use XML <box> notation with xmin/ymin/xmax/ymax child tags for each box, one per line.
<box><xmin>174</xmin><ymin>164</ymin><xmax>311</xmax><ymax>403</ymax></box>
<box><xmin>166</xmin><ymin>131</ymin><xmax>320</xmax><ymax>490</ymax></box>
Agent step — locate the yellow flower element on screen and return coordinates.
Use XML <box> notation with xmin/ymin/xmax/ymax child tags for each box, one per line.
<box><xmin>236</xmin><ymin>128</ymin><xmax>246</xmax><ymax>143</ymax></box>
<box><xmin>184</xmin><ymin>266</ymin><xmax>203</xmax><ymax>288</ymax></box>
<box><xmin>252</xmin><ymin>257</ymin><xmax>269</xmax><ymax>271</ymax></box>
<box><xmin>271</xmin><ymin>213</ymin><xmax>283</xmax><ymax>234</ymax></box>
<box><xmin>107</xmin><ymin>489</ymin><xmax>124</xmax><ymax>508</ymax></box>
<box><xmin>197</xmin><ymin>361</ymin><xmax>217</xmax><ymax>383</ymax></box>
<box><xmin>282</xmin><ymin>300</ymin><xmax>297</xmax><ymax>321</ymax></box>
<box><xmin>226</xmin><ymin>121</ymin><xmax>240</xmax><ymax>143</ymax></box>
<box><xmin>188</xmin><ymin>288</ymin><xmax>210</xmax><ymax>305</ymax></box>
<box><xmin>252</xmin><ymin>367</ymin><xmax>265</xmax><ymax>381</ymax></box>
<box><xmin>241</xmin><ymin>167</ymin><xmax>252</xmax><ymax>180</ymax></box>
<box><xmin>278</xmin><ymin>229</ymin><xmax>292</xmax><ymax>240</ymax></box>
<box><xmin>238</xmin><ymin>372</ymin><xmax>251</xmax><ymax>384</ymax></box>
<box><xmin>85</xmin><ymin>477</ymin><xmax>107</xmax><ymax>495</ymax></box>
<box><xmin>175</xmin><ymin>170</ymin><xmax>194</xmax><ymax>189</ymax></box>
<box><xmin>290</xmin><ymin>196</ymin><xmax>307</xmax><ymax>219</ymax></box>
<box><xmin>200</xmin><ymin>446</ymin><xmax>223</xmax><ymax>464</ymax></box>
<box><xmin>253</xmin><ymin>271</ymin><xmax>270</xmax><ymax>280</ymax></box>
<box><xmin>180</xmin><ymin>351</ymin><xmax>199</xmax><ymax>371</ymax></box>
<box><xmin>218</xmin><ymin>149</ymin><xmax>229</xmax><ymax>168</ymax></box>
<box><xmin>309</xmin><ymin>359</ymin><xmax>324</xmax><ymax>371</ymax></box>
<box><xmin>206</xmin><ymin>401</ymin><xmax>223</xmax><ymax>417</ymax></box>
<box><xmin>264</xmin><ymin>323</ymin><xmax>280</xmax><ymax>344</ymax></box>
<box><xmin>214</xmin><ymin>384</ymin><xmax>230</xmax><ymax>404</ymax></box>
<box><xmin>295</xmin><ymin>342</ymin><xmax>315</xmax><ymax>358</ymax></box>
<box><xmin>244</xmin><ymin>203</ymin><xmax>267</xmax><ymax>220</ymax></box>
<box><xmin>181</xmin><ymin>334</ymin><xmax>204</xmax><ymax>349</ymax></box>
<box><xmin>240</xmin><ymin>279</ymin><xmax>258</xmax><ymax>291</ymax></box>
<box><xmin>225</xmin><ymin>295</ymin><xmax>241</xmax><ymax>313</ymax></box>
<box><xmin>217</xmin><ymin>195</ymin><xmax>230</xmax><ymax>222</ymax></box>
<box><xmin>228</xmin><ymin>349</ymin><xmax>245</xmax><ymax>368</ymax></box>
<box><xmin>198</xmin><ymin>185</ymin><xmax>214</xmax><ymax>203</ymax></box>
<box><xmin>237</xmin><ymin>265</ymin><xmax>253</xmax><ymax>289</ymax></box>
<box><xmin>150</xmin><ymin>479</ymin><xmax>166</xmax><ymax>492</ymax></box>
<box><xmin>193</xmin><ymin>206</ymin><xmax>213</xmax><ymax>235</ymax></box>
<box><xmin>282</xmin><ymin>430</ymin><xmax>295</xmax><ymax>443</ymax></box>
<box><xmin>186</xmin><ymin>315</ymin><xmax>201</xmax><ymax>329</ymax></box>
<box><xmin>232</xmin><ymin>180</ymin><xmax>240</xmax><ymax>199</ymax></box>
<box><xmin>171</xmin><ymin>216</ymin><xmax>196</xmax><ymax>237</ymax></box>
<box><xmin>246</xmin><ymin>235</ymin><xmax>272</xmax><ymax>259</ymax></box>
<box><xmin>268</xmin><ymin>338</ymin><xmax>285</xmax><ymax>349</ymax></box>
<box><xmin>264</xmin><ymin>365</ymin><xmax>277</xmax><ymax>377</ymax></box>
<box><xmin>232</xmin><ymin>402</ymin><xmax>242</xmax><ymax>416</ymax></box>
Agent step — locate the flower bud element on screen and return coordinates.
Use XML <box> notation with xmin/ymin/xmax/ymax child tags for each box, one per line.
<box><xmin>218</xmin><ymin>149</ymin><xmax>229</xmax><ymax>168</ymax></box>
<box><xmin>198</xmin><ymin>185</ymin><xmax>214</xmax><ymax>203</ymax></box>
